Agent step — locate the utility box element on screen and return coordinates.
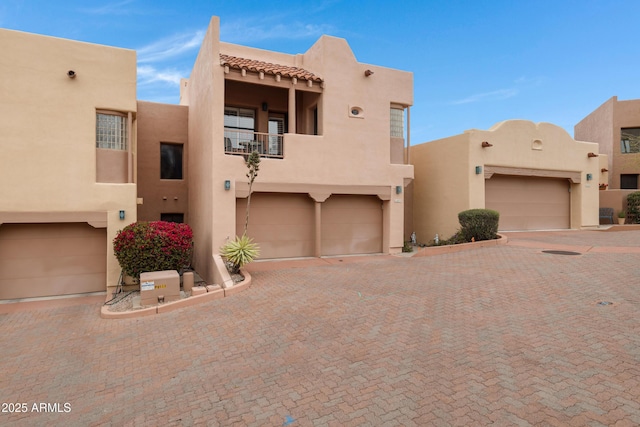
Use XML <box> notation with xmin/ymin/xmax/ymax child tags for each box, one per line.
<box><xmin>140</xmin><ymin>270</ymin><xmax>180</xmax><ymax>305</ymax></box>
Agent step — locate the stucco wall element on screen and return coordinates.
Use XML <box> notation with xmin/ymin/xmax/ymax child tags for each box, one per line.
<box><xmin>412</xmin><ymin>121</ymin><xmax>600</xmax><ymax>240</ymax></box>
<box><xmin>0</xmin><ymin>29</ymin><xmax>137</xmax><ymax>288</ymax></box>
<box><xmin>575</xmin><ymin>97</ymin><xmax>615</xmax><ymax>184</ymax></box>
<box><xmin>137</xmin><ymin>101</ymin><xmax>189</xmax><ymax>222</ymax></box>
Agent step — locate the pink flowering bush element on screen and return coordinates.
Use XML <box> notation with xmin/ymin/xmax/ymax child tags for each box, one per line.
<box><xmin>113</xmin><ymin>221</ymin><xmax>193</xmax><ymax>278</ymax></box>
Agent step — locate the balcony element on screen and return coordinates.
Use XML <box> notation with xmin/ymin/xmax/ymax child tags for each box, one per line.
<box><xmin>224</xmin><ymin>129</ymin><xmax>283</xmax><ymax>159</ymax></box>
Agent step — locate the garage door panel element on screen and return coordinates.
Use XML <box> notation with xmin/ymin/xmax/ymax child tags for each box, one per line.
<box><xmin>0</xmin><ymin>223</ymin><xmax>107</xmax><ymax>299</ymax></box>
<box><xmin>321</xmin><ymin>195</ymin><xmax>382</xmax><ymax>256</ymax></box>
<box><xmin>236</xmin><ymin>193</ymin><xmax>315</xmax><ymax>259</ymax></box>
<box><xmin>485</xmin><ymin>175</ymin><xmax>569</xmax><ymax>231</ymax></box>
<box><xmin>0</xmin><ymin>273</ymin><xmax>105</xmax><ymax>300</ymax></box>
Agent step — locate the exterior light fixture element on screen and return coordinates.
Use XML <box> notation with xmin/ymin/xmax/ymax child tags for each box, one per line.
<box><xmin>601</xmin><ymin>168</ymin><xmax>608</xmax><ymax>172</ymax></box>
<box><xmin>588</xmin><ymin>152</ymin><xmax>598</xmax><ymax>158</ymax></box>
<box><xmin>261</xmin><ymin>102</ymin><xmax>268</xmax><ymax>112</ymax></box>
<box><xmin>364</xmin><ymin>69</ymin><xmax>374</xmax><ymax>77</ymax></box>
<box><xmin>481</xmin><ymin>141</ymin><xmax>493</xmax><ymax>148</ymax></box>
<box><xmin>119</xmin><ymin>210</ymin><xmax>125</xmax><ymax>220</ymax></box>
<box><xmin>67</xmin><ymin>70</ymin><xmax>77</xmax><ymax>79</ymax></box>
<box><xmin>396</xmin><ymin>185</ymin><xmax>402</xmax><ymax>194</ymax></box>
<box><xmin>224</xmin><ymin>180</ymin><xmax>231</xmax><ymax>191</ymax></box>
<box><xmin>586</xmin><ymin>173</ymin><xmax>593</xmax><ymax>181</ymax></box>
<box><xmin>475</xmin><ymin>166</ymin><xmax>483</xmax><ymax>175</ymax></box>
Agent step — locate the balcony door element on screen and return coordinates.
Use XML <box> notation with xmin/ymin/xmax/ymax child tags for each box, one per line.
<box><xmin>268</xmin><ymin>115</ymin><xmax>285</xmax><ymax>156</ymax></box>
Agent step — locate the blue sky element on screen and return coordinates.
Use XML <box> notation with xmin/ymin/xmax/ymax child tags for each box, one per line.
<box><xmin>2</xmin><ymin>0</ymin><xmax>639</xmax><ymax>143</ymax></box>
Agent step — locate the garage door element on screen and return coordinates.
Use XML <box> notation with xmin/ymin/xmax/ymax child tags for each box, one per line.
<box><xmin>236</xmin><ymin>193</ymin><xmax>315</xmax><ymax>259</ymax></box>
<box><xmin>485</xmin><ymin>175</ymin><xmax>570</xmax><ymax>231</ymax></box>
<box><xmin>322</xmin><ymin>195</ymin><xmax>382</xmax><ymax>256</ymax></box>
<box><xmin>0</xmin><ymin>223</ymin><xmax>107</xmax><ymax>300</ymax></box>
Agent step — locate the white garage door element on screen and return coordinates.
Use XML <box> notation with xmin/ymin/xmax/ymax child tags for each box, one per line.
<box><xmin>321</xmin><ymin>195</ymin><xmax>383</xmax><ymax>256</ymax></box>
<box><xmin>485</xmin><ymin>175</ymin><xmax>570</xmax><ymax>231</ymax></box>
<box><xmin>0</xmin><ymin>223</ymin><xmax>107</xmax><ymax>300</ymax></box>
<box><xmin>236</xmin><ymin>193</ymin><xmax>315</xmax><ymax>259</ymax></box>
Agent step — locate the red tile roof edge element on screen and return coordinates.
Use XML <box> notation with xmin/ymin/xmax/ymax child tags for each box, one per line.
<box><xmin>220</xmin><ymin>54</ymin><xmax>323</xmax><ymax>82</ymax></box>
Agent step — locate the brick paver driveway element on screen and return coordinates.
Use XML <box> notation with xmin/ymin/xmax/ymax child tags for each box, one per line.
<box><xmin>1</xmin><ymin>230</ymin><xmax>639</xmax><ymax>426</ymax></box>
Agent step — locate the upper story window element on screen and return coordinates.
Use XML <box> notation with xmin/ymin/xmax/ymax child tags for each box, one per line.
<box><xmin>390</xmin><ymin>108</ymin><xmax>404</xmax><ymax>138</ymax></box>
<box><xmin>96</xmin><ymin>112</ymin><xmax>128</xmax><ymax>150</ymax></box>
<box><xmin>224</xmin><ymin>107</ymin><xmax>255</xmax><ymax>150</ymax></box>
<box><xmin>160</xmin><ymin>143</ymin><xmax>183</xmax><ymax>180</ymax></box>
<box><xmin>621</xmin><ymin>128</ymin><xmax>640</xmax><ymax>154</ymax></box>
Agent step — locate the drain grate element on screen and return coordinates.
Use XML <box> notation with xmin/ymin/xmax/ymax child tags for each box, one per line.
<box><xmin>542</xmin><ymin>250</ymin><xmax>581</xmax><ymax>256</ymax></box>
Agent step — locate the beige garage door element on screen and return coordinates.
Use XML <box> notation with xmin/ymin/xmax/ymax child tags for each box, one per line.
<box><xmin>322</xmin><ymin>195</ymin><xmax>382</xmax><ymax>256</ymax></box>
<box><xmin>0</xmin><ymin>223</ymin><xmax>107</xmax><ymax>300</ymax></box>
<box><xmin>485</xmin><ymin>175</ymin><xmax>570</xmax><ymax>231</ymax></box>
<box><xmin>236</xmin><ymin>193</ymin><xmax>315</xmax><ymax>259</ymax></box>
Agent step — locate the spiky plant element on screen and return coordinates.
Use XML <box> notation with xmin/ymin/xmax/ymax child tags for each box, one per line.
<box><xmin>220</xmin><ymin>234</ymin><xmax>260</xmax><ymax>274</ymax></box>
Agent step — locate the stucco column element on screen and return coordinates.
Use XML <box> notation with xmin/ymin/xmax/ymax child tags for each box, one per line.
<box><xmin>288</xmin><ymin>86</ymin><xmax>296</xmax><ymax>134</ymax></box>
<box><xmin>314</xmin><ymin>201</ymin><xmax>321</xmax><ymax>257</ymax></box>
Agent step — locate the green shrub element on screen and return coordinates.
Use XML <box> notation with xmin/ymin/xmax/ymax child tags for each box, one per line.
<box><xmin>220</xmin><ymin>234</ymin><xmax>260</xmax><ymax>274</ymax></box>
<box><xmin>626</xmin><ymin>192</ymin><xmax>640</xmax><ymax>223</ymax></box>
<box><xmin>457</xmin><ymin>209</ymin><xmax>500</xmax><ymax>242</ymax></box>
<box><xmin>113</xmin><ymin>221</ymin><xmax>193</xmax><ymax>278</ymax></box>
<box><xmin>402</xmin><ymin>241</ymin><xmax>413</xmax><ymax>252</ymax></box>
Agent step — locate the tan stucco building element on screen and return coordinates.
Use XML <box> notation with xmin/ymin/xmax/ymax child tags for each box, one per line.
<box><xmin>166</xmin><ymin>17</ymin><xmax>414</xmax><ymax>284</ymax></box>
<box><xmin>0</xmin><ymin>28</ymin><xmax>137</xmax><ymax>299</ymax></box>
<box><xmin>575</xmin><ymin>96</ymin><xmax>640</xmax><ymax>191</ymax></box>
<box><xmin>1</xmin><ymin>17</ymin><xmax>413</xmax><ymax>298</ymax></box>
<box><xmin>411</xmin><ymin>120</ymin><xmax>601</xmax><ymax>242</ymax></box>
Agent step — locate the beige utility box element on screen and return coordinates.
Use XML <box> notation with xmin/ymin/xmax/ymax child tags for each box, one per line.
<box><xmin>140</xmin><ymin>270</ymin><xmax>180</xmax><ymax>305</ymax></box>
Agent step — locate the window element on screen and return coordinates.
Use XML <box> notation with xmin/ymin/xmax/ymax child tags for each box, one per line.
<box><xmin>161</xmin><ymin>213</ymin><xmax>184</xmax><ymax>223</ymax></box>
<box><xmin>224</xmin><ymin>107</ymin><xmax>255</xmax><ymax>150</ymax></box>
<box><xmin>621</xmin><ymin>128</ymin><xmax>640</xmax><ymax>154</ymax></box>
<box><xmin>621</xmin><ymin>174</ymin><xmax>638</xmax><ymax>190</ymax></box>
<box><xmin>160</xmin><ymin>143</ymin><xmax>183</xmax><ymax>180</ymax></box>
<box><xmin>96</xmin><ymin>112</ymin><xmax>127</xmax><ymax>150</ymax></box>
<box><xmin>390</xmin><ymin>108</ymin><xmax>404</xmax><ymax>138</ymax></box>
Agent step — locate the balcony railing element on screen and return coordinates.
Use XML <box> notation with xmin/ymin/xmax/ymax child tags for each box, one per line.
<box><xmin>224</xmin><ymin>129</ymin><xmax>284</xmax><ymax>158</ymax></box>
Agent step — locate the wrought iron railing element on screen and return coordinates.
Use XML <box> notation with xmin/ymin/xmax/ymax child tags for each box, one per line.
<box><xmin>224</xmin><ymin>129</ymin><xmax>284</xmax><ymax>158</ymax></box>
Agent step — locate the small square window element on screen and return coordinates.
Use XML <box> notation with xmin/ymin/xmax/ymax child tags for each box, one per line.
<box><xmin>161</xmin><ymin>143</ymin><xmax>183</xmax><ymax>180</ymax></box>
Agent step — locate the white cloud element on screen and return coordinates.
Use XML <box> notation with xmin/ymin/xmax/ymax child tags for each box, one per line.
<box><xmin>221</xmin><ymin>19</ymin><xmax>334</xmax><ymax>44</ymax></box>
<box><xmin>81</xmin><ymin>0</ymin><xmax>136</xmax><ymax>15</ymax></box>
<box><xmin>137</xmin><ymin>65</ymin><xmax>183</xmax><ymax>86</ymax></box>
<box><xmin>137</xmin><ymin>30</ymin><xmax>205</xmax><ymax>64</ymax></box>
<box><xmin>450</xmin><ymin>88</ymin><xmax>519</xmax><ymax>105</ymax></box>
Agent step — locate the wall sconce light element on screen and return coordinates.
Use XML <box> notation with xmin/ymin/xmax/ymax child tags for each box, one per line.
<box><xmin>395</xmin><ymin>185</ymin><xmax>402</xmax><ymax>194</ymax></box>
<box><xmin>475</xmin><ymin>166</ymin><xmax>483</xmax><ymax>175</ymax></box>
<box><xmin>67</xmin><ymin>70</ymin><xmax>77</xmax><ymax>79</ymax></box>
<box><xmin>586</xmin><ymin>173</ymin><xmax>593</xmax><ymax>181</ymax></box>
<box><xmin>261</xmin><ymin>102</ymin><xmax>268</xmax><ymax>112</ymax></box>
<box><xmin>601</xmin><ymin>168</ymin><xmax>608</xmax><ymax>173</ymax></box>
<box><xmin>481</xmin><ymin>141</ymin><xmax>493</xmax><ymax>148</ymax></box>
<box><xmin>224</xmin><ymin>180</ymin><xmax>231</xmax><ymax>191</ymax></box>
<box><xmin>364</xmin><ymin>69</ymin><xmax>374</xmax><ymax>77</ymax></box>
<box><xmin>588</xmin><ymin>152</ymin><xmax>598</xmax><ymax>158</ymax></box>
<box><xmin>119</xmin><ymin>210</ymin><xmax>125</xmax><ymax>220</ymax></box>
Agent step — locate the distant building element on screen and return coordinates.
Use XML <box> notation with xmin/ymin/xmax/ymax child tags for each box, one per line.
<box><xmin>410</xmin><ymin>120</ymin><xmax>600</xmax><ymax>241</ymax></box>
<box><xmin>575</xmin><ymin>96</ymin><xmax>640</xmax><ymax>190</ymax></box>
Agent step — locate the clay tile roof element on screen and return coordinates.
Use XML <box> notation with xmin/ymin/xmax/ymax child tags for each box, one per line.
<box><xmin>220</xmin><ymin>54</ymin><xmax>323</xmax><ymax>82</ymax></box>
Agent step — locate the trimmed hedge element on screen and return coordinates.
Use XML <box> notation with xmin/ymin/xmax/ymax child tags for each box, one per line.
<box><xmin>113</xmin><ymin>221</ymin><xmax>193</xmax><ymax>278</ymax></box>
<box><xmin>626</xmin><ymin>191</ymin><xmax>640</xmax><ymax>224</ymax></box>
<box><xmin>458</xmin><ymin>209</ymin><xmax>500</xmax><ymax>242</ymax></box>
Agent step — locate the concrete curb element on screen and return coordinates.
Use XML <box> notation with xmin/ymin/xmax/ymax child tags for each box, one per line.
<box><xmin>100</xmin><ymin>269</ymin><xmax>252</xmax><ymax>319</ymax></box>
<box><xmin>411</xmin><ymin>233</ymin><xmax>508</xmax><ymax>257</ymax></box>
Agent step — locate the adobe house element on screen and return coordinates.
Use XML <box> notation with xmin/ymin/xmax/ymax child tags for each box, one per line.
<box><xmin>410</xmin><ymin>120</ymin><xmax>601</xmax><ymax>242</ymax></box>
<box><xmin>0</xmin><ymin>29</ymin><xmax>138</xmax><ymax>300</ymax></box>
<box><xmin>138</xmin><ymin>17</ymin><xmax>414</xmax><ymax>284</ymax></box>
<box><xmin>575</xmin><ymin>96</ymin><xmax>640</xmax><ymax>216</ymax></box>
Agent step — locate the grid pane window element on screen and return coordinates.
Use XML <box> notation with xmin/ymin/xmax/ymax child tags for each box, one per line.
<box><xmin>96</xmin><ymin>113</ymin><xmax>127</xmax><ymax>150</ymax></box>
<box><xmin>224</xmin><ymin>107</ymin><xmax>255</xmax><ymax>149</ymax></box>
<box><xmin>390</xmin><ymin>108</ymin><xmax>404</xmax><ymax>138</ymax></box>
<box><xmin>621</xmin><ymin>128</ymin><xmax>640</xmax><ymax>154</ymax></box>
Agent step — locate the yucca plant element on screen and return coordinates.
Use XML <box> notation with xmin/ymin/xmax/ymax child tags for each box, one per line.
<box><xmin>220</xmin><ymin>234</ymin><xmax>260</xmax><ymax>274</ymax></box>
